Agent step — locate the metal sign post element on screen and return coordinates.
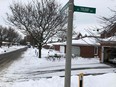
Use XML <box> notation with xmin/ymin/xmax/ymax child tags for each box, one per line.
<box><xmin>64</xmin><ymin>0</ymin><xmax>74</xmax><ymax>87</ymax></box>
<box><xmin>63</xmin><ymin>1</ymin><xmax>96</xmax><ymax>87</ymax></box>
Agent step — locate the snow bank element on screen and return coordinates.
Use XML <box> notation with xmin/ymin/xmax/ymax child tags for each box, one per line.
<box><xmin>11</xmin><ymin>73</ymin><xmax>116</xmax><ymax>87</ymax></box>
<box><xmin>84</xmin><ymin>73</ymin><xmax>116</xmax><ymax>87</ymax></box>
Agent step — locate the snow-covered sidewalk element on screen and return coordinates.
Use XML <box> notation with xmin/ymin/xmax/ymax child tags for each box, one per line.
<box><xmin>0</xmin><ymin>47</ymin><xmax>116</xmax><ymax>87</ymax></box>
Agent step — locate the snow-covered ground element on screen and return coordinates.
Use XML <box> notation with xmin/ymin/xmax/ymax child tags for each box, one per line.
<box><xmin>0</xmin><ymin>47</ymin><xmax>116</xmax><ymax>87</ymax></box>
<box><xmin>0</xmin><ymin>45</ymin><xmax>26</xmax><ymax>54</ymax></box>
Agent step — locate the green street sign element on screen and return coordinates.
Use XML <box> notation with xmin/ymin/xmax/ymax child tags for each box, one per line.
<box><xmin>74</xmin><ymin>5</ymin><xmax>96</xmax><ymax>14</ymax></box>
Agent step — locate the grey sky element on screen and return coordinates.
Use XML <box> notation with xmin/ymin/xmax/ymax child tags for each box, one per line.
<box><xmin>0</xmin><ymin>0</ymin><xmax>116</xmax><ymax>34</ymax></box>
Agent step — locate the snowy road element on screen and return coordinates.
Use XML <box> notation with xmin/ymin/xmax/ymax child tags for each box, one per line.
<box><xmin>0</xmin><ymin>46</ymin><xmax>27</xmax><ymax>71</ymax></box>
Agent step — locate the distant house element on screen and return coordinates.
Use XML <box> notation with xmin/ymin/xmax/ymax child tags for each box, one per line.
<box><xmin>44</xmin><ymin>24</ymin><xmax>116</xmax><ymax>63</ymax></box>
<box><xmin>45</xmin><ymin>37</ymin><xmax>100</xmax><ymax>58</ymax></box>
<box><xmin>2</xmin><ymin>41</ymin><xmax>10</xmax><ymax>46</ymax></box>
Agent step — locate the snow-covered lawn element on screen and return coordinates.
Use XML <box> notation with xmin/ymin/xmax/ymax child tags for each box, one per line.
<box><xmin>0</xmin><ymin>47</ymin><xmax>116</xmax><ymax>87</ymax></box>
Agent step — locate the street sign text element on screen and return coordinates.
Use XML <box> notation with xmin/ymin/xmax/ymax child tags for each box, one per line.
<box><xmin>74</xmin><ymin>5</ymin><xmax>96</xmax><ymax>14</ymax></box>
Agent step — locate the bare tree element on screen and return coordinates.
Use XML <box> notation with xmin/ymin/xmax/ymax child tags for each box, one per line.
<box><xmin>0</xmin><ymin>26</ymin><xmax>8</xmax><ymax>47</ymax></box>
<box><xmin>6</xmin><ymin>27</ymin><xmax>22</xmax><ymax>44</ymax></box>
<box><xmin>6</xmin><ymin>0</ymin><xmax>67</xmax><ymax>58</ymax></box>
<box><xmin>99</xmin><ymin>8</ymin><xmax>116</xmax><ymax>32</ymax></box>
<box><xmin>56</xmin><ymin>27</ymin><xmax>77</xmax><ymax>42</ymax></box>
<box><xmin>0</xmin><ymin>26</ymin><xmax>22</xmax><ymax>47</ymax></box>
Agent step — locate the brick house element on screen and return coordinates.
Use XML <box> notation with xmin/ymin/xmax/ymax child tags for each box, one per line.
<box><xmin>44</xmin><ymin>24</ymin><xmax>116</xmax><ymax>63</ymax></box>
<box><xmin>46</xmin><ymin>37</ymin><xmax>100</xmax><ymax>58</ymax></box>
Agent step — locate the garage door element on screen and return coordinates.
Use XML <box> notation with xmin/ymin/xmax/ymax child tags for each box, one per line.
<box><xmin>60</xmin><ymin>46</ymin><xmax>65</xmax><ymax>53</ymax></box>
<box><xmin>72</xmin><ymin>46</ymin><xmax>80</xmax><ymax>56</ymax></box>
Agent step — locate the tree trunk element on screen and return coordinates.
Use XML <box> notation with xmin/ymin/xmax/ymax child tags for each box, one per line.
<box><xmin>0</xmin><ymin>41</ymin><xmax>2</xmax><ymax>47</ymax></box>
<box><xmin>38</xmin><ymin>43</ymin><xmax>42</xmax><ymax>58</ymax></box>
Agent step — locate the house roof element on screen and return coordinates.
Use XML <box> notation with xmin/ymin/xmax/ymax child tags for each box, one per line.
<box><xmin>48</xmin><ymin>37</ymin><xmax>100</xmax><ymax>46</ymax></box>
<box><xmin>71</xmin><ymin>37</ymin><xmax>100</xmax><ymax>46</ymax></box>
<box><xmin>100</xmin><ymin>36</ymin><xmax>116</xmax><ymax>42</ymax></box>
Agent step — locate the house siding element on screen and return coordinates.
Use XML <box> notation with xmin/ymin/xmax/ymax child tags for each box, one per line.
<box><xmin>53</xmin><ymin>45</ymin><xmax>100</xmax><ymax>58</ymax></box>
<box><xmin>53</xmin><ymin>45</ymin><xmax>60</xmax><ymax>51</ymax></box>
<box><xmin>80</xmin><ymin>46</ymin><xmax>94</xmax><ymax>58</ymax></box>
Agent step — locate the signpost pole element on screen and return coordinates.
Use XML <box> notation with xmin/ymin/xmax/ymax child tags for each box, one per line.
<box><xmin>63</xmin><ymin>1</ymin><xmax>96</xmax><ymax>87</ymax></box>
<box><xmin>64</xmin><ymin>0</ymin><xmax>74</xmax><ymax>87</ymax></box>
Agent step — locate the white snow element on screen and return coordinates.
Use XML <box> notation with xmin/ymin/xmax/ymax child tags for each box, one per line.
<box><xmin>100</xmin><ymin>36</ymin><xmax>116</xmax><ymax>42</ymax></box>
<box><xmin>0</xmin><ymin>45</ymin><xmax>26</xmax><ymax>54</ymax></box>
<box><xmin>71</xmin><ymin>37</ymin><xmax>100</xmax><ymax>46</ymax></box>
<box><xmin>0</xmin><ymin>47</ymin><xmax>116</xmax><ymax>87</ymax></box>
<box><xmin>48</xmin><ymin>37</ymin><xmax>100</xmax><ymax>46</ymax></box>
<box><xmin>0</xmin><ymin>48</ymin><xmax>4</xmax><ymax>54</ymax></box>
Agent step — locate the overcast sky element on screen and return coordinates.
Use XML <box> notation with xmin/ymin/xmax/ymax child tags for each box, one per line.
<box><xmin>0</xmin><ymin>0</ymin><xmax>116</xmax><ymax>34</ymax></box>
